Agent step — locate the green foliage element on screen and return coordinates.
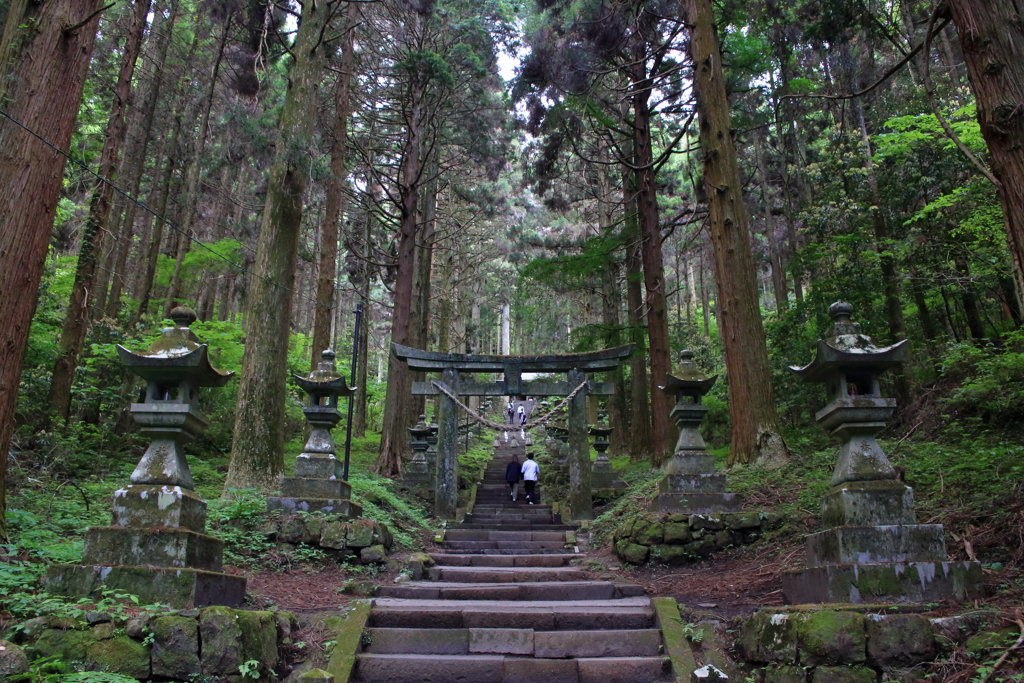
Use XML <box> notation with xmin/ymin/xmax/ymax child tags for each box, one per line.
<box><xmin>941</xmin><ymin>332</ymin><xmax>1024</xmax><ymax>425</ymax></box>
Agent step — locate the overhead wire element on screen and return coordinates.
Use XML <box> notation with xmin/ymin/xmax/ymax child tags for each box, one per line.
<box><xmin>0</xmin><ymin>107</ymin><xmax>345</xmax><ymax>312</ymax></box>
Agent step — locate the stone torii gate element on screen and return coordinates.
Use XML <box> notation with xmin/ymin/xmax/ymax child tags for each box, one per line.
<box><xmin>392</xmin><ymin>343</ymin><xmax>635</xmax><ymax>520</ymax></box>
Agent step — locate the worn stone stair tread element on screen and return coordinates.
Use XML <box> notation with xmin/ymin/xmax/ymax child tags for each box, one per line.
<box><xmin>446</xmin><ymin>530</ymin><xmax>567</xmax><ymax>541</ymax></box>
<box><xmin>456</xmin><ymin>524</ymin><xmax>576</xmax><ymax>531</ymax></box>
<box><xmin>434</xmin><ymin>548</ymin><xmax>574</xmax><ymax>556</ymax></box>
<box><xmin>428</xmin><ymin>566</ymin><xmax>587</xmax><ymax>582</ymax></box>
<box><xmin>361</xmin><ymin>627</ymin><xmax>663</xmax><ymax>657</ymax></box>
<box><xmin>430</xmin><ymin>553</ymin><xmax>578</xmax><ymax>567</ymax></box>
<box><xmin>372</xmin><ymin>597</ymin><xmax>652</xmax><ymax>608</ymax></box>
<box><xmin>444</xmin><ymin>541</ymin><xmax>567</xmax><ymax>550</ymax></box>
<box><xmin>377</xmin><ymin>580</ymin><xmax>643</xmax><ymax>601</ymax></box>
<box><xmin>353</xmin><ymin>654</ymin><xmax>672</xmax><ymax>683</ymax></box>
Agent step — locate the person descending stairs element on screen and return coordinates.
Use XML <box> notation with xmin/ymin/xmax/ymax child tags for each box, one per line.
<box><xmin>351</xmin><ymin>423</ymin><xmax>675</xmax><ymax>683</ymax></box>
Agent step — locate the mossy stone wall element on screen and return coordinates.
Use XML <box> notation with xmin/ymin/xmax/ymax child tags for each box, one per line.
<box><xmin>612</xmin><ymin>511</ymin><xmax>781</xmax><ymax>566</ymax></box>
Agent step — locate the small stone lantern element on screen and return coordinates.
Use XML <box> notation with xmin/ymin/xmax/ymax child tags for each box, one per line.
<box><xmin>650</xmin><ymin>350</ymin><xmax>741</xmax><ymax>513</ymax></box>
<box><xmin>426</xmin><ymin>421</ymin><xmax>439</xmax><ymax>471</ymax></box>
<box><xmin>44</xmin><ymin>307</ymin><xmax>246</xmax><ymax>607</ymax></box>
<box><xmin>403</xmin><ymin>416</ymin><xmax>434</xmax><ymax>494</ymax></box>
<box><xmin>268</xmin><ymin>350</ymin><xmax>362</xmax><ymax>518</ymax></box>
<box><xmin>589</xmin><ymin>415</ymin><xmax>625</xmax><ymax>495</ymax></box>
<box><xmin>783</xmin><ymin>302</ymin><xmax>981</xmax><ymax>604</ymax></box>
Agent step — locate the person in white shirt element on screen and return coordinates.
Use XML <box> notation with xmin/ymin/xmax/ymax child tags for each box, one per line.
<box><xmin>520</xmin><ymin>452</ymin><xmax>540</xmax><ymax>504</ymax></box>
<box><xmin>517</xmin><ymin>404</ymin><xmax>526</xmax><ymax>425</ymax></box>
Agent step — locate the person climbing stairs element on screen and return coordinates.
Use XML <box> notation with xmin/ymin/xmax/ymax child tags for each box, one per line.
<box><xmin>350</xmin><ymin>427</ymin><xmax>675</xmax><ymax>683</ymax></box>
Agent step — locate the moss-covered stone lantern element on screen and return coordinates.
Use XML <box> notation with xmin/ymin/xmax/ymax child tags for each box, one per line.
<box><xmin>649</xmin><ymin>350</ymin><xmax>741</xmax><ymax>513</ymax></box>
<box><xmin>782</xmin><ymin>302</ymin><xmax>981</xmax><ymax>604</ymax></box>
<box><xmin>589</xmin><ymin>415</ymin><xmax>625</xmax><ymax>496</ymax></box>
<box><xmin>44</xmin><ymin>307</ymin><xmax>246</xmax><ymax>607</ymax></box>
<box><xmin>403</xmin><ymin>415</ymin><xmax>434</xmax><ymax>495</ymax></box>
<box><xmin>267</xmin><ymin>350</ymin><xmax>362</xmax><ymax>518</ymax></box>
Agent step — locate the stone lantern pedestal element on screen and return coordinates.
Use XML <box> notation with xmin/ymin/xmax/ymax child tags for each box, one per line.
<box><xmin>650</xmin><ymin>352</ymin><xmax>742</xmax><ymax>514</ymax></box>
<box><xmin>403</xmin><ymin>416</ymin><xmax>434</xmax><ymax>495</ymax></box>
<box><xmin>268</xmin><ymin>350</ymin><xmax>362</xmax><ymax>518</ymax></box>
<box><xmin>589</xmin><ymin>420</ymin><xmax>625</xmax><ymax>496</ymax></box>
<box><xmin>44</xmin><ymin>308</ymin><xmax>246</xmax><ymax>608</ymax></box>
<box><xmin>782</xmin><ymin>303</ymin><xmax>982</xmax><ymax>604</ymax></box>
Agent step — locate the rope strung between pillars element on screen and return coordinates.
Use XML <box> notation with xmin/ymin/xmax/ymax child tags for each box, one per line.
<box><xmin>429</xmin><ymin>379</ymin><xmax>589</xmax><ymax>432</ymax></box>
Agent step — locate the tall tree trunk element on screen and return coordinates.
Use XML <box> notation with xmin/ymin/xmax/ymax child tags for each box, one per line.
<box><xmin>0</xmin><ymin>0</ymin><xmax>103</xmax><ymax>541</ymax></box>
<box><xmin>630</xmin><ymin>63</ymin><xmax>673</xmax><ymax>464</ymax></box>
<box><xmin>623</xmin><ymin>193</ymin><xmax>653</xmax><ymax>462</ymax></box>
<box><xmin>374</xmin><ymin>11</ymin><xmax>432</xmax><ymax>478</ymax></box>
<box><xmin>105</xmin><ymin>0</ymin><xmax>179</xmax><ymax>320</ymax></box>
<box><xmin>47</xmin><ymin>0</ymin><xmax>150</xmax><ymax>424</ymax></box>
<box><xmin>311</xmin><ymin>1</ymin><xmax>358</xmax><ymax>369</ymax></box>
<box><xmin>956</xmin><ymin>257</ymin><xmax>987</xmax><ymax>342</ymax></box>
<box><xmin>163</xmin><ymin>20</ymin><xmax>229</xmax><ymax>318</ymax></box>
<box><xmin>947</xmin><ymin>0</ymin><xmax>1024</xmax><ymax>306</ymax></box>
<box><xmin>687</xmin><ymin>0</ymin><xmax>788</xmax><ymax>466</ymax></box>
<box><xmin>754</xmin><ymin>130</ymin><xmax>788</xmax><ymax>310</ymax></box>
<box><xmin>224</xmin><ymin>0</ymin><xmax>328</xmax><ymax>493</ymax></box>
<box><xmin>352</xmin><ymin>193</ymin><xmax>374</xmax><ymax>438</ymax></box>
<box><xmin>407</xmin><ymin>164</ymin><xmax>437</xmax><ymax>421</ymax></box>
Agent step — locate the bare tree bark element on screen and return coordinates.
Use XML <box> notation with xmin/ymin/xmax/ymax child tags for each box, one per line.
<box><xmin>947</xmin><ymin>0</ymin><xmax>1024</xmax><ymax>306</ymax></box>
<box><xmin>687</xmin><ymin>0</ymin><xmax>788</xmax><ymax>466</ymax></box>
<box><xmin>224</xmin><ymin>0</ymin><xmax>329</xmax><ymax>493</ymax></box>
<box><xmin>0</xmin><ymin>0</ymin><xmax>103</xmax><ymax>541</ymax></box>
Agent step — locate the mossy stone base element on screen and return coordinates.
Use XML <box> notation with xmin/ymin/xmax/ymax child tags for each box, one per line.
<box><xmin>151</xmin><ymin>615</ymin><xmax>201</xmax><ymax>679</ymax></box>
<box><xmin>648</xmin><ymin>492</ymin><xmax>743</xmax><ymax>513</ymax></box>
<box><xmin>782</xmin><ymin>560</ymin><xmax>983</xmax><ymax>604</ymax></box>
<box><xmin>295</xmin><ymin>453</ymin><xmax>345</xmax><ymax>479</ymax></box>
<box><xmin>82</xmin><ymin>527</ymin><xmax>224</xmax><ymax>571</ymax></box>
<box><xmin>111</xmin><ymin>485</ymin><xmax>207</xmax><ymax>532</ymax></box>
<box><xmin>805</xmin><ymin>524</ymin><xmax>947</xmax><ymax>568</ymax></box>
<box><xmin>659</xmin><ymin>473</ymin><xmax>726</xmax><ymax>494</ymax></box>
<box><xmin>44</xmin><ymin>564</ymin><xmax>246</xmax><ymax>608</ymax></box>
<box><xmin>821</xmin><ymin>481</ymin><xmax>916</xmax><ymax>527</ymax></box>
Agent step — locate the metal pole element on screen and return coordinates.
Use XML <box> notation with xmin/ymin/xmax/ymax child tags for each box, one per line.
<box><xmin>342</xmin><ymin>302</ymin><xmax>363</xmax><ymax>481</ymax></box>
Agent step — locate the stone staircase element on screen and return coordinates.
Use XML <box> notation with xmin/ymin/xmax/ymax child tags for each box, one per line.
<box><xmin>352</xmin><ymin>432</ymin><xmax>673</xmax><ymax>682</ymax></box>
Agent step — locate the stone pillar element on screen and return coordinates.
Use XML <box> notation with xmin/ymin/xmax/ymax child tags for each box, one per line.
<box><xmin>435</xmin><ymin>367</ymin><xmax>460</xmax><ymax>519</ymax></box>
<box><xmin>589</xmin><ymin>418</ymin><xmax>625</xmax><ymax>496</ymax></box>
<box><xmin>567</xmin><ymin>367</ymin><xmax>593</xmax><ymax>520</ymax></box>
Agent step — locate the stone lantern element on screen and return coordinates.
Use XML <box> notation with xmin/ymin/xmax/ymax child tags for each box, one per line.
<box><xmin>650</xmin><ymin>350</ymin><xmax>741</xmax><ymax>513</ymax></box>
<box><xmin>404</xmin><ymin>415</ymin><xmax>434</xmax><ymax>493</ymax></box>
<box><xmin>783</xmin><ymin>302</ymin><xmax>981</xmax><ymax>603</ymax></box>
<box><xmin>589</xmin><ymin>415</ymin><xmax>625</xmax><ymax>495</ymax></box>
<box><xmin>426</xmin><ymin>421</ymin><xmax>439</xmax><ymax>471</ymax></box>
<box><xmin>267</xmin><ymin>350</ymin><xmax>362</xmax><ymax>518</ymax></box>
<box><xmin>44</xmin><ymin>307</ymin><xmax>246</xmax><ymax>607</ymax></box>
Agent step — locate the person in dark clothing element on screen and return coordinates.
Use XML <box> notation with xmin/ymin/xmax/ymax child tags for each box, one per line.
<box><xmin>507</xmin><ymin>400</ymin><xmax>515</xmax><ymax>424</ymax></box>
<box><xmin>505</xmin><ymin>454</ymin><xmax>522</xmax><ymax>501</ymax></box>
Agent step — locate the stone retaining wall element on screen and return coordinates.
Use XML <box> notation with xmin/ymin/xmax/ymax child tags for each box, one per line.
<box><xmin>268</xmin><ymin>516</ymin><xmax>395</xmax><ymax>564</ymax></box>
<box><xmin>736</xmin><ymin>607</ymin><xmax>987</xmax><ymax>682</ymax></box>
<box><xmin>612</xmin><ymin>511</ymin><xmax>782</xmax><ymax>566</ymax></box>
<box><xmin>11</xmin><ymin>606</ymin><xmax>295</xmax><ymax>682</ymax></box>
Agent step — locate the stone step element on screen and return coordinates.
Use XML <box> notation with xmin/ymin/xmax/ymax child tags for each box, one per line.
<box><xmin>427</xmin><ymin>566</ymin><xmax>587</xmax><ymax>583</ymax></box>
<box><xmin>455</xmin><ymin>524</ymin><xmax>575</xmax><ymax>531</ymax></box>
<box><xmin>353</xmin><ymin>654</ymin><xmax>671</xmax><ymax>683</ymax></box>
<box><xmin>433</xmin><ymin>547</ymin><xmax>573</xmax><ymax>556</ymax></box>
<box><xmin>444</xmin><ymin>541</ymin><xmax>566</xmax><ymax>551</ymax></box>
<box><xmin>445</xmin><ymin>530</ymin><xmax>566</xmax><ymax>542</ymax></box>
<box><xmin>368</xmin><ymin>598</ymin><xmax>654</xmax><ymax>630</ymax></box>
<box><xmin>473</xmin><ymin>505</ymin><xmax>553</xmax><ymax>511</ymax></box>
<box><xmin>377</xmin><ymin>581</ymin><xmax>644</xmax><ymax>601</ymax></box>
<box><xmin>430</xmin><ymin>554</ymin><xmax>578</xmax><ymax>567</ymax></box>
<box><xmin>362</xmin><ymin>627</ymin><xmax>662</xmax><ymax>657</ymax></box>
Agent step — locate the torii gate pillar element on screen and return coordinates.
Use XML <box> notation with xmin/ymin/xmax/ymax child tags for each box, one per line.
<box><xmin>567</xmin><ymin>367</ymin><xmax>593</xmax><ymax>520</ymax></box>
<box><xmin>435</xmin><ymin>367</ymin><xmax>460</xmax><ymax>519</ymax></box>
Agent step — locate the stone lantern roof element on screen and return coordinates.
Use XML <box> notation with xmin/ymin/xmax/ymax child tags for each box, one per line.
<box><xmin>660</xmin><ymin>350</ymin><xmax>717</xmax><ymax>400</ymax></box>
<box><xmin>294</xmin><ymin>349</ymin><xmax>354</xmax><ymax>397</ymax></box>
<box><xmin>789</xmin><ymin>302</ymin><xmax>908</xmax><ymax>384</ymax></box>
<box><xmin>116</xmin><ymin>306</ymin><xmax>232</xmax><ymax>387</ymax></box>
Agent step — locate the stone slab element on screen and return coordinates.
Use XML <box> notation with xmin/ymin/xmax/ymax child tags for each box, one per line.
<box><xmin>433</xmin><ymin>567</ymin><xmax>585</xmax><ymax>583</ymax></box>
<box><xmin>280</xmin><ymin>477</ymin><xmax>352</xmax><ymax>500</ymax></box>
<box><xmin>111</xmin><ymin>485</ymin><xmax>207</xmax><ymax>532</ymax></box>
<box><xmin>648</xmin><ymin>493</ymin><xmax>743</xmax><ymax>514</ymax></box>
<box><xmin>502</xmin><ymin>657</ymin><xmax>579</xmax><ymax>683</ymax></box>
<box><xmin>553</xmin><ymin>607</ymin><xmax>655</xmax><ymax>630</ymax></box>
<box><xmin>821</xmin><ymin>480</ymin><xmax>916</xmax><ymax>527</ymax></box>
<box><xmin>362</xmin><ymin>628</ymin><xmax>469</xmax><ymax>655</ymax></box>
<box><xmin>659</xmin><ymin>474</ymin><xmax>726</xmax><ymax>494</ymax></box>
<box><xmin>266</xmin><ymin>497</ymin><xmax>362</xmax><ymax>517</ymax></box>
<box><xmin>468</xmin><ymin>628</ymin><xmax>535</xmax><ymax>655</ymax></box>
<box><xmin>43</xmin><ymin>564</ymin><xmax>246</xmax><ymax>608</ymax></box>
<box><xmin>82</xmin><ymin>527</ymin><xmax>223</xmax><ymax>572</ymax></box>
<box><xmin>295</xmin><ymin>454</ymin><xmax>344</xmax><ymax>479</ymax></box>
<box><xmin>354</xmin><ymin>654</ymin><xmax>504</xmax><ymax>683</ymax></box>
<box><xmin>577</xmin><ymin>657</ymin><xmax>670</xmax><ymax>683</ymax></box>
<box><xmin>462</xmin><ymin>607</ymin><xmax>556</xmax><ymax>631</ymax></box>
<box><xmin>782</xmin><ymin>561</ymin><xmax>984</xmax><ymax>604</ymax></box>
<box><xmin>805</xmin><ymin>524</ymin><xmax>947</xmax><ymax>567</ymax></box>
<box><xmin>533</xmin><ymin>629</ymin><xmax>662</xmax><ymax>658</ymax></box>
